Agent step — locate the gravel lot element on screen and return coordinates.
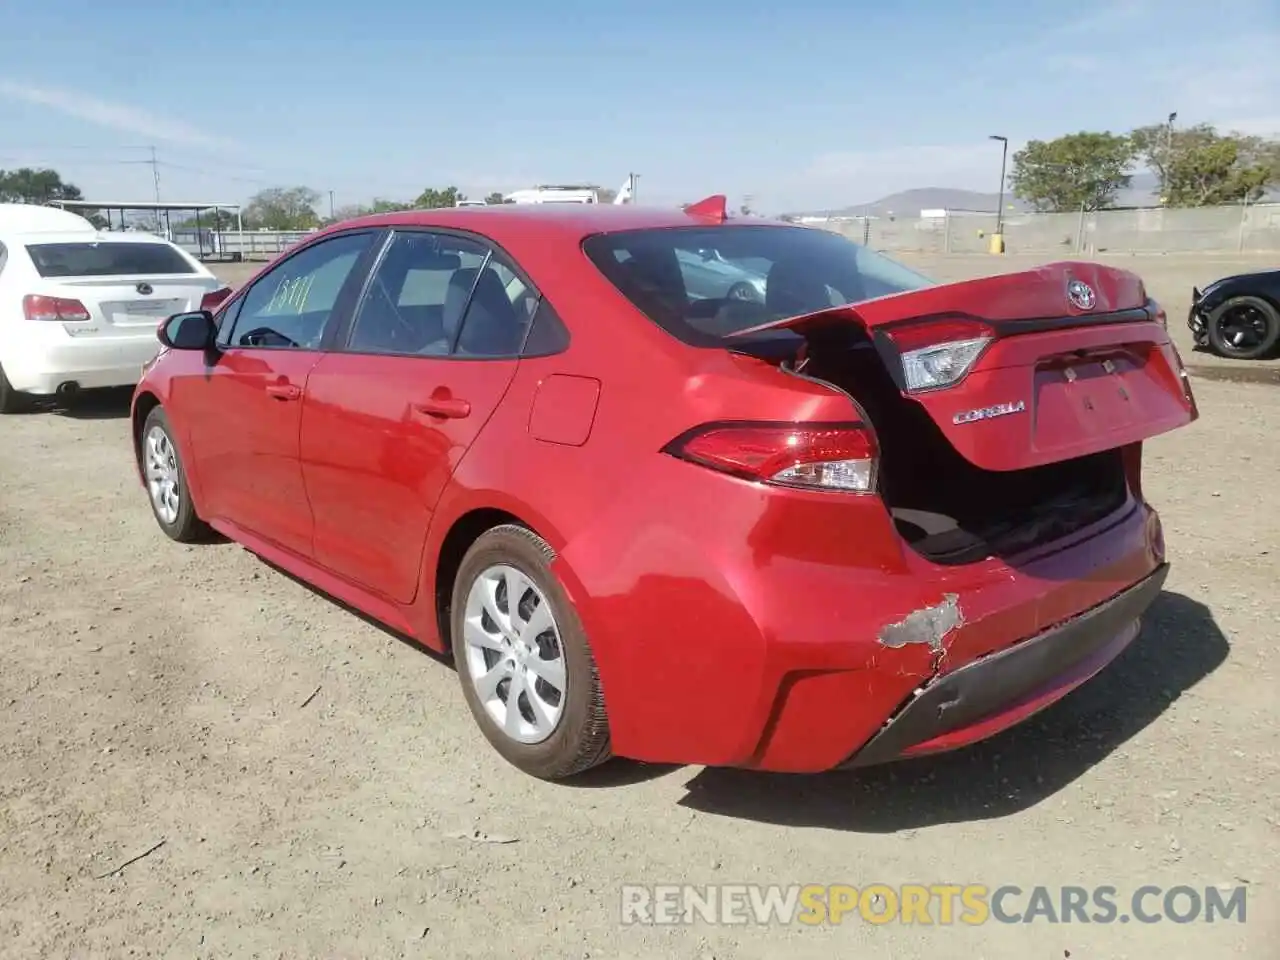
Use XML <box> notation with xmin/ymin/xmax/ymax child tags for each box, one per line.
<box><xmin>0</xmin><ymin>252</ymin><xmax>1276</xmax><ymax>958</ymax></box>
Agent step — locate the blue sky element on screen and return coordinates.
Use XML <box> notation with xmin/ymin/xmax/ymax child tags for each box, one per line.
<box><xmin>1</xmin><ymin>0</ymin><xmax>1277</xmax><ymax>213</ymax></box>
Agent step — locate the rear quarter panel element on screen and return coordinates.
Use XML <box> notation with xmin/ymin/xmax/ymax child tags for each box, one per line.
<box><xmin>421</xmin><ymin>298</ymin><xmax>890</xmax><ymax>763</ymax></box>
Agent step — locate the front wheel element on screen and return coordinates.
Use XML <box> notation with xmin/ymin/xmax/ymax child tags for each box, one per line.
<box><xmin>451</xmin><ymin>524</ymin><xmax>611</xmax><ymax>780</ymax></box>
<box><xmin>140</xmin><ymin>406</ymin><xmax>210</xmax><ymax>543</ymax></box>
<box><xmin>1206</xmin><ymin>295</ymin><xmax>1280</xmax><ymax>360</ymax></box>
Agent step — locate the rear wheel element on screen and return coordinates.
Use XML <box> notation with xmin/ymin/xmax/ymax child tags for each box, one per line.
<box><xmin>0</xmin><ymin>363</ymin><xmax>30</xmax><ymax>414</ymax></box>
<box><xmin>140</xmin><ymin>406</ymin><xmax>209</xmax><ymax>543</ymax></box>
<box><xmin>1206</xmin><ymin>295</ymin><xmax>1280</xmax><ymax>360</ymax></box>
<box><xmin>451</xmin><ymin>524</ymin><xmax>611</xmax><ymax>780</ymax></box>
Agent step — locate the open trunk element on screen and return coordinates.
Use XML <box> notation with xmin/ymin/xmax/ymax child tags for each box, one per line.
<box><xmin>730</xmin><ymin>262</ymin><xmax>1198</xmax><ymax>563</ymax></box>
<box><xmin>803</xmin><ymin>337</ymin><xmax>1132</xmax><ymax>563</ymax></box>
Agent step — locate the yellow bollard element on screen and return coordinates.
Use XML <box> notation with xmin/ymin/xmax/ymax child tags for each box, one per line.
<box><xmin>988</xmin><ymin>233</ymin><xmax>1005</xmax><ymax>254</ymax></box>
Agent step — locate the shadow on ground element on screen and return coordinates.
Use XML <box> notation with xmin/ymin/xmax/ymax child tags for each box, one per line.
<box><xmin>1185</xmin><ymin>361</ymin><xmax>1280</xmax><ymax>386</ymax></box>
<box><xmin>674</xmin><ymin>590</ymin><xmax>1228</xmax><ymax>831</ymax></box>
<box><xmin>256</xmin><ymin>556</ymin><xmax>453</xmax><ymax>669</ymax></box>
<box><xmin>54</xmin><ymin>387</ymin><xmax>135</xmax><ymax>420</ymax></box>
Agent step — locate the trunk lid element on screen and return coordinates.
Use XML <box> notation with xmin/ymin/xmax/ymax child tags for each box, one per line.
<box><xmin>731</xmin><ymin>261</ymin><xmax>1197</xmax><ymax>472</ymax></box>
<box><xmin>36</xmin><ymin>275</ymin><xmax>221</xmax><ymax>337</ymax></box>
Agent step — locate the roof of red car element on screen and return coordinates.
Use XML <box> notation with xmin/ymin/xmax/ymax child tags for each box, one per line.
<box><xmin>330</xmin><ymin>202</ymin><xmax>757</xmax><ymax>245</ymax></box>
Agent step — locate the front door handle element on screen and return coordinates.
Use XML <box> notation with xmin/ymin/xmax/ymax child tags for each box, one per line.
<box><xmin>413</xmin><ymin>397</ymin><xmax>471</xmax><ymax>419</ymax></box>
<box><xmin>266</xmin><ymin>383</ymin><xmax>301</xmax><ymax>401</ymax></box>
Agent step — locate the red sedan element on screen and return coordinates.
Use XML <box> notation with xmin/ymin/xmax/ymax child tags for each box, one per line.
<box><xmin>130</xmin><ymin>197</ymin><xmax>1197</xmax><ymax>780</ymax></box>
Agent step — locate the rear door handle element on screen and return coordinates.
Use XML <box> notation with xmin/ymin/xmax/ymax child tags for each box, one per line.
<box><xmin>266</xmin><ymin>383</ymin><xmax>301</xmax><ymax>401</ymax></box>
<box><xmin>413</xmin><ymin>397</ymin><xmax>471</xmax><ymax>419</ymax></box>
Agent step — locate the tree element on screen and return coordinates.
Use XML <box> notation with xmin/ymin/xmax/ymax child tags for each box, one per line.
<box><xmin>1132</xmin><ymin>122</ymin><xmax>1280</xmax><ymax>206</ymax></box>
<box><xmin>0</xmin><ymin>166</ymin><xmax>106</xmax><ymax>226</ymax></box>
<box><xmin>1009</xmin><ymin>132</ymin><xmax>1137</xmax><ymax>212</ymax></box>
<box><xmin>244</xmin><ymin>186</ymin><xmax>321</xmax><ymax>230</ymax></box>
<box><xmin>414</xmin><ymin>186</ymin><xmax>465</xmax><ymax>208</ymax></box>
<box><xmin>0</xmin><ymin>166</ymin><xmax>84</xmax><ymax>204</ymax></box>
<box><xmin>484</xmin><ymin>192</ymin><xmax>507</xmax><ymax>205</ymax></box>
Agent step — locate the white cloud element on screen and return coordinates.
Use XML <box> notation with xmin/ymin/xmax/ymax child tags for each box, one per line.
<box><xmin>0</xmin><ymin>79</ymin><xmax>236</xmax><ymax>150</ymax></box>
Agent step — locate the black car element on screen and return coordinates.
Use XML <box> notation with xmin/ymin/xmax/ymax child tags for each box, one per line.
<box><xmin>1188</xmin><ymin>268</ymin><xmax>1280</xmax><ymax>360</ymax></box>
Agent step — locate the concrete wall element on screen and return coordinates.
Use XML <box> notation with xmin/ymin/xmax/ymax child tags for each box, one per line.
<box><xmin>820</xmin><ymin>203</ymin><xmax>1280</xmax><ymax>256</ymax></box>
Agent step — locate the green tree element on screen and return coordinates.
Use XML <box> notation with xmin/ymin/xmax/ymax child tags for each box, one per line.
<box><xmin>243</xmin><ymin>186</ymin><xmax>322</xmax><ymax>230</ymax></box>
<box><xmin>0</xmin><ymin>166</ymin><xmax>83</xmax><ymax>204</ymax></box>
<box><xmin>1131</xmin><ymin>122</ymin><xmax>1280</xmax><ymax>206</ymax></box>
<box><xmin>414</xmin><ymin>186</ymin><xmax>465</xmax><ymax>208</ymax></box>
<box><xmin>1009</xmin><ymin>132</ymin><xmax>1137</xmax><ymax>212</ymax></box>
<box><xmin>0</xmin><ymin>166</ymin><xmax>106</xmax><ymax>226</ymax></box>
<box><xmin>484</xmin><ymin>192</ymin><xmax>507</xmax><ymax>205</ymax></box>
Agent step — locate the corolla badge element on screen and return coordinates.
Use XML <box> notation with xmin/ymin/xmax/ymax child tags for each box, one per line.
<box><xmin>1067</xmin><ymin>278</ymin><xmax>1096</xmax><ymax>311</ymax></box>
<box><xmin>953</xmin><ymin>400</ymin><xmax>1027</xmax><ymax>425</ymax></box>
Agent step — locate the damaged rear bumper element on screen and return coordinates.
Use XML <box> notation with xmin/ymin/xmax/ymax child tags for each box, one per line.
<box><xmin>839</xmin><ymin>562</ymin><xmax>1169</xmax><ymax>768</ymax></box>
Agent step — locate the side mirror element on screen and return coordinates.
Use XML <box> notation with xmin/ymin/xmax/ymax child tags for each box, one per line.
<box><xmin>158</xmin><ymin>310</ymin><xmax>217</xmax><ymax>351</ymax></box>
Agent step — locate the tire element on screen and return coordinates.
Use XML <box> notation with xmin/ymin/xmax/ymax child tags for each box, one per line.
<box><xmin>0</xmin><ymin>363</ymin><xmax>29</xmax><ymax>414</ymax></box>
<box><xmin>1206</xmin><ymin>295</ymin><xmax>1280</xmax><ymax>360</ymax></box>
<box><xmin>451</xmin><ymin>524</ymin><xmax>611</xmax><ymax>780</ymax></box>
<box><xmin>139</xmin><ymin>406</ymin><xmax>209</xmax><ymax>543</ymax></box>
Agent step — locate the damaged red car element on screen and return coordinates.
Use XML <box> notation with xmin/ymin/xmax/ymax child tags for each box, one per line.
<box><xmin>130</xmin><ymin>197</ymin><xmax>1197</xmax><ymax>780</ymax></box>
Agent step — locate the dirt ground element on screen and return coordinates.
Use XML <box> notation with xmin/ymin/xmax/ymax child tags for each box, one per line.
<box><xmin>1</xmin><ymin>252</ymin><xmax>1277</xmax><ymax>959</ymax></box>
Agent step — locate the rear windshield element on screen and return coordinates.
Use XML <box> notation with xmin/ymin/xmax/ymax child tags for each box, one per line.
<box><xmin>25</xmin><ymin>241</ymin><xmax>196</xmax><ymax>278</ymax></box>
<box><xmin>582</xmin><ymin>224</ymin><xmax>934</xmax><ymax>344</ymax></box>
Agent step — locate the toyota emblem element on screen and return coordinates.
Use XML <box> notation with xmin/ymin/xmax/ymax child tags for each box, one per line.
<box><xmin>1067</xmin><ymin>279</ymin><xmax>1096</xmax><ymax>311</ymax></box>
<box><xmin>136</xmin><ymin>282</ymin><xmax>153</xmax><ymax>295</ymax></box>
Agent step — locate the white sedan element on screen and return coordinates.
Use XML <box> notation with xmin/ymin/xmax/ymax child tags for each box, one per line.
<box><xmin>0</xmin><ymin>204</ymin><xmax>231</xmax><ymax>413</ymax></box>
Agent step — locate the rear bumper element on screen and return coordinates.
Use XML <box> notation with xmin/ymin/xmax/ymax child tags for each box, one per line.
<box><xmin>840</xmin><ymin>562</ymin><xmax>1167</xmax><ymax>768</ymax></box>
<box><xmin>2</xmin><ymin>334</ymin><xmax>160</xmax><ymax>394</ymax></box>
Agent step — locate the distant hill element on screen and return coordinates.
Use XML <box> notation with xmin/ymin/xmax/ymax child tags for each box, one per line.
<box><xmin>789</xmin><ymin>172</ymin><xmax>1277</xmax><ymax>219</ymax></box>
<box><xmin>795</xmin><ymin>188</ymin><xmax>1031</xmax><ymax>220</ymax></box>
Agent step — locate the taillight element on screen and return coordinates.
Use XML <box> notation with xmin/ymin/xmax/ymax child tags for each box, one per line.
<box><xmin>664</xmin><ymin>421</ymin><xmax>878</xmax><ymax>492</ymax></box>
<box><xmin>882</xmin><ymin>318</ymin><xmax>993</xmax><ymax>392</ymax></box>
<box><xmin>23</xmin><ymin>294</ymin><xmax>91</xmax><ymax>322</ymax></box>
<box><xmin>1151</xmin><ymin>300</ymin><xmax>1168</xmax><ymax>328</ymax></box>
<box><xmin>201</xmin><ymin>287</ymin><xmax>233</xmax><ymax>311</ymax></box>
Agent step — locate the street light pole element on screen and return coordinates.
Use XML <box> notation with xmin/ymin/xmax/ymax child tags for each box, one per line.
<box><xmin>989</xmin><ymin>135</ymin><xmax>1009</xmax><ymax>235</ymax></box>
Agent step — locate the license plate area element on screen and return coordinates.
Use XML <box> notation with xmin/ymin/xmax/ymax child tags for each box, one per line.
<box><xmin>1033</xmin><ymin>347</ymin><xmax>1166</xmax><ymax>441</ymax></box>
<box><xmin>103</xmin><ymin>298</ymin><xmax>183</xmax><ymax>326</ymax></box>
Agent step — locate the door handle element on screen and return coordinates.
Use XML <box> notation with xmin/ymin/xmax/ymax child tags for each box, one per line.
<box><xmin>266</xmin><ymin>383</ymin><xmax>301</xmax><ymax>401</ymax></box>
<box><xmin>413</xmin><ymin>397</ymin><xmax>471</xmax><ymax>419</ymax></box>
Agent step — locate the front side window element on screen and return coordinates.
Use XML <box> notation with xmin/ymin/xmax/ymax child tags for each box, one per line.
<box><xmin>225</xmin><ymin>231</ymin><xmax>374</xmax><ymax>349</ymax></box>
<box><xmin>24</xmin><ymin>240</ymin><xmax>196</xmax><ymax>278</ymax></box>
<box><xmin>583</xmin><ymin>225</ymin><xmax>934</xmax><ymax>345</ymax></box>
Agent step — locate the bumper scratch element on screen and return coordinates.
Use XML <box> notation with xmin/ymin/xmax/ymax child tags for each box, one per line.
<box><xmin>878</xmin><ymin>593</ymin><xmax>964</xmax><ymax>657</ymax></box>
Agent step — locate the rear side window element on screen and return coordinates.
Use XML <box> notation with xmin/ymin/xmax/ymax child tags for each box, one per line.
<box><xmin>24</xmin><ymin>241</ymin><xmax>196</xmax><ymax>278</ymax></box>
<box><xmin>582</xmin><ymin>225</ymin><xmax>933</xmax><ymax>346</ymax></box>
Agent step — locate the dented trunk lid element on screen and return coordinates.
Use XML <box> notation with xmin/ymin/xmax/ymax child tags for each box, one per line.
<box><xmin>731</xmin><ymin>261</ymin><xmax>1198</xmax><ymax>471</ymax></box>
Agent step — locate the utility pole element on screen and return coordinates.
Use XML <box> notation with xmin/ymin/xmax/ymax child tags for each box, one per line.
<box><xmin>329</xmin><ymin>190</ymin><xmax>335</xmax><ymax>220</ymax></box>
<box><xmin>630</xmin><ymin>173</ymin><xmax>639</xmax><ymax>204</ymax></box>
<box><xmin>1164</xmin><ymin>111</ymin><xmax>1177</xmax><ymax>200</ymax></box>
<box><xmin>989</xmin><ymin>135</ymin><xmax>1009</xmax><ymax>235</ymax></box>
<box><xmin>149</xmin><ymin>146</ymin><xmax>161</xmax><ymax>204</ymax></box>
